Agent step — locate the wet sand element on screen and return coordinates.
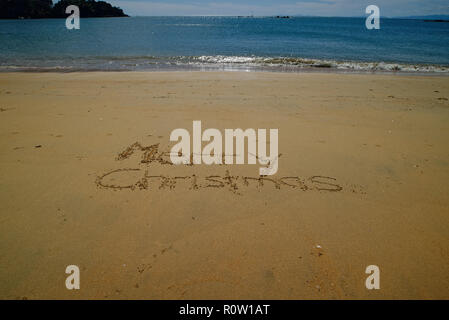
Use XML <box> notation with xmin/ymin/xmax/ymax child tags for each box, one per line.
<box><xmin>0</xmin><ymin>71</ymin><xmax>448</xmax><ymax>299</ymax></box>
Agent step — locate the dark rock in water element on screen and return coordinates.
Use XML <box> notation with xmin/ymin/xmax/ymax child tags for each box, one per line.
<box><xmin>0</xmin><ymin>0</ymin><xmax>128</xmax><ymax>19</ymax></box>
<box><xmin>313</xmin><ymin>63</ymin><xmax>332</xmax><ymax>68</ymax></box>
<box><xmin>423</xmin><ymin>19</ymin><xmax>449</xmax><ymax>23</ymax></box>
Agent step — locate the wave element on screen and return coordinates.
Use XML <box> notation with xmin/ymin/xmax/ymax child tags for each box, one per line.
<box><xmin>1</xmin><ymin>55</ymin><xmax>448</xmax><ymax>74</ymax></box>
<box><xmin>189</xmin><ymin>56</ymin><xmax>449</xmax><ymax>73</ymax></box>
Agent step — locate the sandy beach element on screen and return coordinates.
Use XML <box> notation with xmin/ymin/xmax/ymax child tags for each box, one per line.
<box><xmin>0</xmin><ymin>71</ymin><xmax>448</xmax><ymax>299</ymax></box>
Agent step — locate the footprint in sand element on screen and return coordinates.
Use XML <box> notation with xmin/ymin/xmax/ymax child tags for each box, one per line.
<box><xmin>57</xmin><ymin>208</ymin><xmax>67</xmax><ymax>224</ymax></box>
<box><xmin>311</xmin><ymin>245</ymin><xmax>324</xmax><ymax>257</ymax></box>
<box><xmin>136</xmin><ymin>244</ymin><xmax>173</xmax><ymax>275</ymax></box>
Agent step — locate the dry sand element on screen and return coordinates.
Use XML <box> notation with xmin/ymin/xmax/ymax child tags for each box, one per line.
<box><xmin>0</xmin><ymin>71</ymin><xmax>448</xmax><ymax>299</ymax></box>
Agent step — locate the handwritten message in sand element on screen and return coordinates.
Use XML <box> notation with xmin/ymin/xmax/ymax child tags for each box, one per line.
<box><xmin>96</xmin><ymin>142</ymin><xmax>365</xmax><ymax>195</ymax></box>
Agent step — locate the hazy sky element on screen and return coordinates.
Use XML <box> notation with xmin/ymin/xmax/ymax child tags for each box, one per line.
<box><xmin>108</xmin><ymin>0</ymin><xmax>449</xmax><ymax>17</ymax></box>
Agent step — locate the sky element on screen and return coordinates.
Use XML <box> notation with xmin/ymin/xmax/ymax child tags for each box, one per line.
<box><xmin>107</xmin><ymin>0</ymin><xmax>449</xmax><ymax>17</ymax></box>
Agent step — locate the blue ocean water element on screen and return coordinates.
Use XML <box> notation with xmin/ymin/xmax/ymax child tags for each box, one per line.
<box><xmin>0</xmin><ymin>16</ymin><xmax>448</xmax><ymax>72</ymax></box>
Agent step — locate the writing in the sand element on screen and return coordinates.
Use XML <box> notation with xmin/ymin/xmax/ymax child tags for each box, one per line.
<box><xmin>96</xmin><ymin>168</ymin><xmax>342</xmax><ymax>194</ymax></box>
<box><xmin>94</xmin><ymin>141</ymin><xmax>361</xmax><ymax>195</ymax></box>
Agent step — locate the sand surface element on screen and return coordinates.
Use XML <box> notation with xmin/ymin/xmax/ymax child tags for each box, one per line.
<box><xmin>0</xmin><ymin>71</ymin><xmax>448</xmax><ymax>299</ymax></box>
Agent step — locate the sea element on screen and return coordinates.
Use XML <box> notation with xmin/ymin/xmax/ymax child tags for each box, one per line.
<box><xmin>0</xmin><ymin>16</ymin><xmax>448</xmax><ymax>73</ymax></box>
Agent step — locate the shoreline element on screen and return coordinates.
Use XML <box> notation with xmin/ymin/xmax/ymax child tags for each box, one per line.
<box><xmin>2</xmin><ymin>56</ymin><xmax>448</xmax><ymax>75</ymax></box>
<box><xmin>2</xmin><ymin>68</ymin><xmax>449</xmax><ymax>76</ymax></box>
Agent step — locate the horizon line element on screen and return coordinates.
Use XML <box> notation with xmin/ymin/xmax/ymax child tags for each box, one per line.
<box><xmin>125</xmin><ymin>14</ymin><xmax>448</xmax><ymax>19</ymax></box>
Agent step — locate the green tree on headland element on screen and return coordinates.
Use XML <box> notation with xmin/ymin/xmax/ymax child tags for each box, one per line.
<box><xmin>0</xmin><ymin>0</ymin><xmax>53</xmax><ymax>19</ymax></box>
<box><xmin>52</xmin><ymin>0</ymin><xmax>128</xmax><ymax>18</ymax></box>
<box><xmin>0</xmin><ymin>0</ymin><xmax>128</xmax><ymax>19</ymax></box>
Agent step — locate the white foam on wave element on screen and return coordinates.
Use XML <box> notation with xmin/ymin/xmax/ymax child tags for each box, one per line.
<box><xmin>195</xmin><ymin>56</ymin><xmax>259</xmax><ymax>64</ymax></box>
<box><xmin>185</xmin><ymin>55</ymin><xmax>449</xmax><ymax>73</ymax></box>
